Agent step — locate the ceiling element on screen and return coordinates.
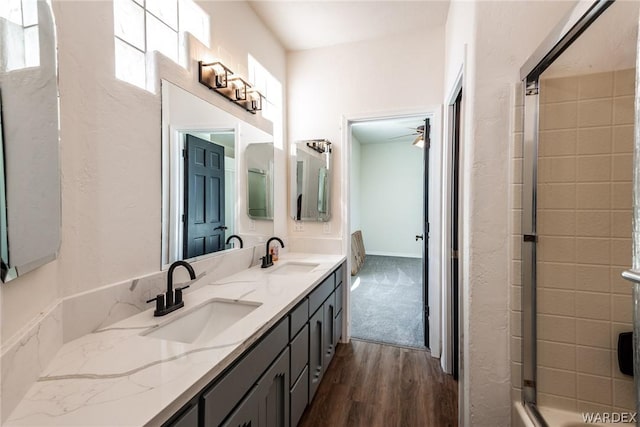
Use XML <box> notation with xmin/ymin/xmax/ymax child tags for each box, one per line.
<box><xmin>351</xmin><ymin>116</ymin><xmax>426</xmax><ymax>145</ymax></box>
<box><xmin>248</xmin><ymin>1</ymin><xmax>450</xmax><ymax>51</ymax></box>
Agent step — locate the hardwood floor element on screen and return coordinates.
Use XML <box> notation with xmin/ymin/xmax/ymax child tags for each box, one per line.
<box><xmin>298</xmin><ymin>339</ymin><xmax>458</xmax><ymax>427</ymax></box>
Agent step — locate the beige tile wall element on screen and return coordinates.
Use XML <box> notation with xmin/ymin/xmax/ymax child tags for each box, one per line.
<box><xmin>536</xmin><ymin>69</ymin><xmax>635</xmax><ymax>412</ymax></box>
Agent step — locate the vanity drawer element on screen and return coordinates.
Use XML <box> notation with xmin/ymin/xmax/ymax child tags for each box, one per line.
<box><xmin>290</xmin><ymin>365</ymin><xmax>309</xmax><ymax>427</ymax></box>
<box><xmin>335</xmin><ymin>264</ymin><xmax>344</xmax><ymax>287</ymax></box>
<box><xmin>309</xmin><ymin>275</ymin><xmax>334</xmax><ymax>315</ymax></box>
<box><xmin>335</xmin><ymin>283</ymin><xmax>343</xmax><ymax>316</ymax></box>
<box><xmin>289</xmin><ymin>298</ymin><xmax>308</xmax><ymax>339</ymax></box>
<box><xmin>201</xmin><ymin>318</ymin><xmax>288</xmax><ymax>426</ymax></box>
<box><xmin>290</xmin><ymin>324</ymin><xmax>309</xmax><ymax>386</ymax></box>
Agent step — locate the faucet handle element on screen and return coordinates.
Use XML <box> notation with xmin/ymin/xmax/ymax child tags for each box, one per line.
<box><xmin>146</xmin><ymin>294</ymin><xmax>165</xmax><ymax>314</ymax></box>
<box><xmin>175</xmin><ymin>285</ymin><xmax>190</xmax><ymax>305</ymax></box>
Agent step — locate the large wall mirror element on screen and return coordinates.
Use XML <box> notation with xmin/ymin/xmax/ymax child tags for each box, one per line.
<box><xmin>246</xmin><ymin>143</ymin><xmax>274</xmax><ymax>220</ymax></box>
<box><xmin>289</xmin><ymin>140</ymin><xmax>332</xmax><ymax>222</ymax></box>
<box><xmin>0</xmin><ymin>0</ymin><xmax>61</xmax><ymax>282</ymax></box>
<box><xmin>161</xmin><ymin>80</ymin><xmax>273</xmax><ymax>267</ymax></box>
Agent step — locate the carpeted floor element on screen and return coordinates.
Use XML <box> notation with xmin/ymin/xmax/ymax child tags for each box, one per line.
<box><xmin>350</xmin><ymin>255</ymin><xmax>426</xmax><ymax>348</ymax></box>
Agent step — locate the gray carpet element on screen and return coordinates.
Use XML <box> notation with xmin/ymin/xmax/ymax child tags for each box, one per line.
<box><xmin>350</xmin><ymin>255</ymin><xmax>425</xmax><ymax>348</ymax></box>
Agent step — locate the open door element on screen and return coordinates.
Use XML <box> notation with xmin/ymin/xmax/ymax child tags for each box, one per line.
<box><xmin>184</xmin><ymin>134</ymin><xmax>226</xmax><ymax>259</ymax></box>
<box><xmin>422</xmin><ymin>118</ymin><xmax>431</xmax><ymax>348</ymax></box>
<box><xmin>451</xmin><ymin>90</ymin><xmax>462</xmax><ymax>380</ymax></box>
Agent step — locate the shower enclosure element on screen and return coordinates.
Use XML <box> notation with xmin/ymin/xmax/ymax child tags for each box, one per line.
<box><xmin>517</xmin><ymin>1</ymin><xmax>640</xmax><ymax>425</ymax></box>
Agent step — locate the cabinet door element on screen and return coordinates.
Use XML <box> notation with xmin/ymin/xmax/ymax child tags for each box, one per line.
<box><xmin>308</xmin><ymin>307</ymin><xmax>323</xmax><ymax>401</ymax></box>
<box><xmin>221</xmin><ymin>386</ymin><xmax>260</xmax><ymax>427</ymax></box>
<box><xmin>322</xmin><ymin>293</ymin><xmax>335</xmax><ymax>366</ymax></box>
<box><xmin>165</xmin><ymin>402</ymin><xmax>198</xmax><ymax>427</ymax></box>
<box><xmin>257</xmin><ymin>348</ymin><xmax>290</xmax><ymax>427</ymax></box>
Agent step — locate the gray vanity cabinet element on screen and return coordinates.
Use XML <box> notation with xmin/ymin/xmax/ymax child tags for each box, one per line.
<box><xmin>164</xmin><ymin>262</ymin><xmax>346</xmax><ymax>427</ymax></box>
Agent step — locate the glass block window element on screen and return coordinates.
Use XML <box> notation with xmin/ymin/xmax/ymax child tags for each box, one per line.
<box><xmin>114</xmin><ymin>0</ymin><xmax>209</xmax><ymax>90</ymax></box>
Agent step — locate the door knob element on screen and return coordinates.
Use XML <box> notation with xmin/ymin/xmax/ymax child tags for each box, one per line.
<box><xmin>415</xmin><ymin>235</ymin><xmax>424</xmax><ymax>241</ymax></box>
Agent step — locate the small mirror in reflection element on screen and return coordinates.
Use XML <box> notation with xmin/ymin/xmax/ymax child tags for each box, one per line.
<box><xmin>246</xmin><ymin>143</ymin><xmax>274</xmax><ymax>220</ymax></box>
<box><xmin>290</xmin><ymin>140</ymin><xmax>332</xmax><ymax>222</ymax></box>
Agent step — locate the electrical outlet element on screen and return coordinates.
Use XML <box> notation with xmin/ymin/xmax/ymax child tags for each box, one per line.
<box><xmin>323</xmin><ymin>222</ymin><xmax>331</xmax><ymax>234</ymax></box>
<box><xmin>249</xmin><ymin>220</ymin><xmax>256</xmax><ymax>231</ymax></box>
<box><xmin>294</xmin><ymin>222</ymin><xmax>304</xmax><ymax>232</ymax></box>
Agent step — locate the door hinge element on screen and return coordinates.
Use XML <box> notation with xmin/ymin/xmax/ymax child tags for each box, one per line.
<box><xmin>425</xmin><ymin>307</ymin><xmax>430</xmax><ymax>317</ymax></box>
<box><xmin>182</xmin><ymin>149</ymin><xmax>187</xmax><ymax>158</ymax></box>
<box><xmin>452</xmin><ymin>250</ymin><xmax>459</xmax><ymax>259</ymax></box>
<box><xmin>523</xmin><ymin>234</ymin><xmax>537</xmax><ymax>242</ymax></box>
<box><xmin>181</xmin><ymin>214</ymin><xmax>185</xmax><ymax>223</ymax></box>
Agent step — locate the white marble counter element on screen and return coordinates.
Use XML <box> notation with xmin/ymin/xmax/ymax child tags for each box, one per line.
<box><xmin>5</xmin><ymin>253</ymin><xmax>345</xmax><ymax>426</ymax></box>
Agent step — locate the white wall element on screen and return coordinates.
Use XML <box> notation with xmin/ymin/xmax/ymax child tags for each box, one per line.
<box><xmin>359</xmin><ymin>141</ymin><xmax>423</xmax><ymax>258</ymax></box>
<box><xmin>442</xmin><ymin>1</ymin><xmax>577</xmax><ymax>425</ymax></box>
<box><xmin>1</xmin><ymin>0</ymin><xmax>286</xmax><ymax>348</ymax></box>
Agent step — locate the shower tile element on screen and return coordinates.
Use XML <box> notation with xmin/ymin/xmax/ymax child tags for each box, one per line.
<box><xmin>511</xmin><ymin>362</ymin><xmax>522</xmax><ymax>390</ymax></box>
<box><xmin>613</xmin><ymin>379</ymin><xmax>635</xmax><ymax>410</ymax></box>
<box><xmin>512</xmin><ymin>211</ymin><xmax>522</xmax><ymax>236</ymax></box>
<box><xmin>578</xmin><ymin>72</ymin><xmax>614</xmax><ymax>100</ymax></box>
<box><xmin>539</xmin><ymin>130</ymin><xmax>576</xmax><ymax>156</ymax></box>
<box><xmin>611</xmin><ymin>183</ymin><xmax>632</xmax><ymax>209</ymax></box>
<box><xmin>542</xmin><ymin>102</ymin><xmax>578</xmax><ymax>131</ymax></box>
<box><xmin>611</xmin><ymin>267</ymin><xmax>632</xmax><ymax>295</ymax></box>
<box><xmin>512</xmin><ymin>158</ymin><xmax>523</xmax><ymax>184</ymax></box>
<box><xmin>539</xmin><ymin>367</ymin><xmax>576</xmax><ymax>398</ymax></box>
<box><xmin>611</xmin><ymin>295</ymin><xmax>632</xmax><ymax>323</ymax></box>
<box><xmin>612</xmin><ymin>154</ymin><xmax>633</xmax><ymax>182</ymax></box>
<box><xmin>614</xmin><ymin>69</ymin><xmax>636</xmax><ymax>97</ymax></box>
<box><xmin>611</xmin><ymin>211</ymin><xmax>632</xmax><ymax>238</ymax></box>
<box><xmin>514</xmin><ymin>105</ymin><xmax>524</xmax><ymax>134</ymax></box>
<box><xmin>578</xmin><ymin>99</ymin><xmax>613</xmax><ymax>128</ymax></box>
<box><xmin>610</xmin><ymin>238</ymin><xmax>631</xmax><ymax>267</ymax></box>
<box><xmin>577</xmin><ymin>127</ymin><xmax>611</xmax><ymax>155</ymax></box>
<box><xmin>575</xmin><ymin>238</ymin><xmax>610</xmax><ymax>265</ymax></box>
<box><xmin>575</xmin><ymin>291</ymin><xmax>610</xmax><ymax>321</ymax></box>
<box><xmin>538</xmin><ymin>340</ymin><xmax>576</xmax><ymax>370</ymax></box>
<box><xmin>576</xmin><ymin>156</ymin><xmax>611</xmax><ymax>182</ymax></box>
<box><xmin>511</xmin><ymin>336</ymin><xmax>522</xmax><ymax>363</ymax></box>
<box><xmin>577</xmin><ymin>400</ymin><xmax>613</xmax><ymax>414</ymax></box>
<box><xmin>577</xmin><ymin>374</ymin><xmax>612</xmax><ymax>405</ymax></box>
<box><xmin>539</xmin><ymin>211</ymin><xmax>576</xmax><ymax>236</ymax></box>
<box><xmin>576</xmin><ymin>265</ymin><xmax>610</xmax><ymax>293</ymax></box>
<box><xmin>613</xmin><ymin>96</ymin><xmax>634</xmax><ymax>125</ymax></box>
<box><xmin>539</xmin><ymin>289</ymin><xmax>575</xmax><ymax>316</ymax></box>
<box><xmin>512</xmin><ymin>235</ymin><xmax>522</xmax><ymax>260</ymax></box>
<box><xmin>577</xmin><ymin>345</ymin><xmax>611</xmax><ymax>377</ymax></box>
<box><xmin>511</xmin><ymin>311</ymin><xmax>522</xmax><ymax>337</ymax></box>
<box><xmin>539</xmin><ymin>314</ymin><xmax>575</xmax><ymax>343</ymax></box>
<box><xmin>511</xmin><ymin>285</ymin><xmax>522</xmax><ymax>311</ymax></box>
<box><xmin>538</xmin><ymin>392</ymin><xmax>577</xmax><ymax>411</ymax></box>
<box><xmin>541</xmin><ymin>76</ymin><xmax>578</xmax><ymax>103</ymax></box>
<box><xmin>512</xmin><ymin>184</ymin><xmax>522</xmax><ymax>209</ymax></box>
<box><xmin>512</xmin><ymin>132</ymin><xmax>524</xmax><ymax>158</ymax></box>
<box><xmin>539</xmin><ymin>262</ymin><xmax>575</xmax><ymax>290</ymax></box>
<box><xmin>613</xmin><ymin>125</ymin><xmax>634</xmax><ymax>153</ymax></box>
<box><xmin>544</xmin><ymin>183</ymin><xmax>576</xmax><ymax>209</ymax></box>
<box><xmin>540</xmin><ymin>237</ymin><xmax>576</xmax><ymax>263</ymax></box>
<box><xmin>576</xmin><ymin>183</ymin><xmax>609</xmax><ymax>209</ymax></box>
<box><xmin>575</xmin><ymin>211</ymin><xmax>610</xmax><ymax>238</ymax></box>
<box><xmin>576</xmin><ymin>319</ymin><xmax>610</xmax><ymax>348</ymax></box>
<box><xmin>539</xmin><ymin>157</ymin><xmax>576</xmax><ymax>183</ymax></box>
<box><xmin>512</xmin><ymin>260</ymin><xmax>522</xmax><ymax>286</ymax></box>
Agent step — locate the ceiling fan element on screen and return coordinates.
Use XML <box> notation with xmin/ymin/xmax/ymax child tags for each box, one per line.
<box><xmin>390</xmin><ymin>124</ymin><xmax>425</xmax><ymax>147</ymax></box>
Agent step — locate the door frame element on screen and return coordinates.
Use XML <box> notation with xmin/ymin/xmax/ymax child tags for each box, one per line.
<box><xmin>341</xmin><ymin>105</ymin><xmax>443</xmax><ymax>354</ymax></box>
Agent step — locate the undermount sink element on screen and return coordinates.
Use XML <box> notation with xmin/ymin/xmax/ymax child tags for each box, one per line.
<box><xmin>142</xmin><ymin>299</ymin><xmax>261</xmax><ymax>344</ymax></box>
<box><xmin>268</xmin><ymin>262</ymin><xmax>320</xmax><ymax>275</ymax></box>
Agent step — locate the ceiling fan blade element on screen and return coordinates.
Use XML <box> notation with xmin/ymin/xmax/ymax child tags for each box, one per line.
<box><xmin>389</xmin><ymin>132</ymin><xmax>418</xmax><ymax>139</ymax></box>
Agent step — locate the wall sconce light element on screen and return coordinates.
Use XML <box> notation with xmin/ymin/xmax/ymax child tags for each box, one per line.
<box><xmin>305</xmin><ymin>139</ymin><xmax>332</xmax><ymax>154</ymax></box>
<box><xmin>198</xmin><ymin>60</ymin><xmax>266</xmax><ymax>115</ymax></box>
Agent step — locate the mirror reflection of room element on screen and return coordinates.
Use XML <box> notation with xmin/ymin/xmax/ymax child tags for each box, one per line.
<box><xmin>290</xmin><ymin>139</ymin><xmax>332</xmax><ymax>222</ymax></box>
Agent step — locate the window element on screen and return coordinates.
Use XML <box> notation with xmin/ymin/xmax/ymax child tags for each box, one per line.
<box><xmin>1</xmin><ymin>0</ymin><xmax>40</xmax><ymax>71</ymax></box>
<box><xmin>248</xmin><ymin>55</ymin><xmax>283</xmax><ymax>148</ymax></box>
<box><xmin>113</xmin><ymin>0</ymin><xmax>209</xmax><ymax>90</ymax></box>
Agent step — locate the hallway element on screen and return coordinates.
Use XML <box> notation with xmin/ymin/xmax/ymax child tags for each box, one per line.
<box><xmin>299</xmin><ymin>340</ymin><xmax>458</xmax><ymax>427</ymax></box>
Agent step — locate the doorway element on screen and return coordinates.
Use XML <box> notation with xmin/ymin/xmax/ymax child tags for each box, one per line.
<box><xmin>348</xmin><ymin>115</ymin><xmax>429</xmax><ymax>349</ymax></box>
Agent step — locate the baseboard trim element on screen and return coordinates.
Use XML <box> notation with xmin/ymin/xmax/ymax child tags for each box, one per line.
<box><xmin>365</xmin><ymin>251</ymin><xmax>421</xmax><ymax>259</ymax></box>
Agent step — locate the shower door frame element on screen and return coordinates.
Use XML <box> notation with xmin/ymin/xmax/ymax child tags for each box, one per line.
<box><xmin>519</xmin><ymin>0</ymin><xmax>616</xmax><ymax>422</ymax></box>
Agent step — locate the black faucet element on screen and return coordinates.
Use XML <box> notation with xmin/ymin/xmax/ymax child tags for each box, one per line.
<box><xmin>226</xmin><ymin>234</ymin><xmax>243</xmax><ymax>249</ymax></box>
<box><xmin>261</xmin><ymin>237</ymin><xmax>284</xmax><ymax>268</ymax></box>
<box><xmin>147</xmin><ymin>260</ymin><xmax>196</xmax><ymax>316</ymax></box>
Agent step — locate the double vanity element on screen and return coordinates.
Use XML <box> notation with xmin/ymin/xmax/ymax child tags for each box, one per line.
<box><xmin>5</xmin><ymin>253</ymin><xmax>346</xmax><ymax>426</ymax></box>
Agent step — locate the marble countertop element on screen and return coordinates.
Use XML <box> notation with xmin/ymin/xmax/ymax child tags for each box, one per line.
<box><xmin>5</xmin><ymin>252</ymin><xmax>346</xmax><ymax>426</ymax></box>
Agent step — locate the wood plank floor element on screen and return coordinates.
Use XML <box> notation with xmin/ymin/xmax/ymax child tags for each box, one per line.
<box><xmin>298</xmin><ymin>339</ymin><xmax>458</xmax><ymax>427</ymax></box>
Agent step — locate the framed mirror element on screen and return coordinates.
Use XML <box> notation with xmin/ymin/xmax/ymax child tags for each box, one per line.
<box><xmin>0</xmin><ymin>0</ymin><xmax>61</xmax><ymax>282</ymax></box>
<box><xmin>289</xmin><ymin>140</ymin><xmax>332</xmax><ymax>222</ymax></box>
<box><xmin>246</xmin><ymin>143</ymin><xmax>274</xmax><ymax>220</ymax></box>
<box><xmin>161</xmin><ymin>80</ymin><xmax>273</xmax><ymax>267</ymax></box>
